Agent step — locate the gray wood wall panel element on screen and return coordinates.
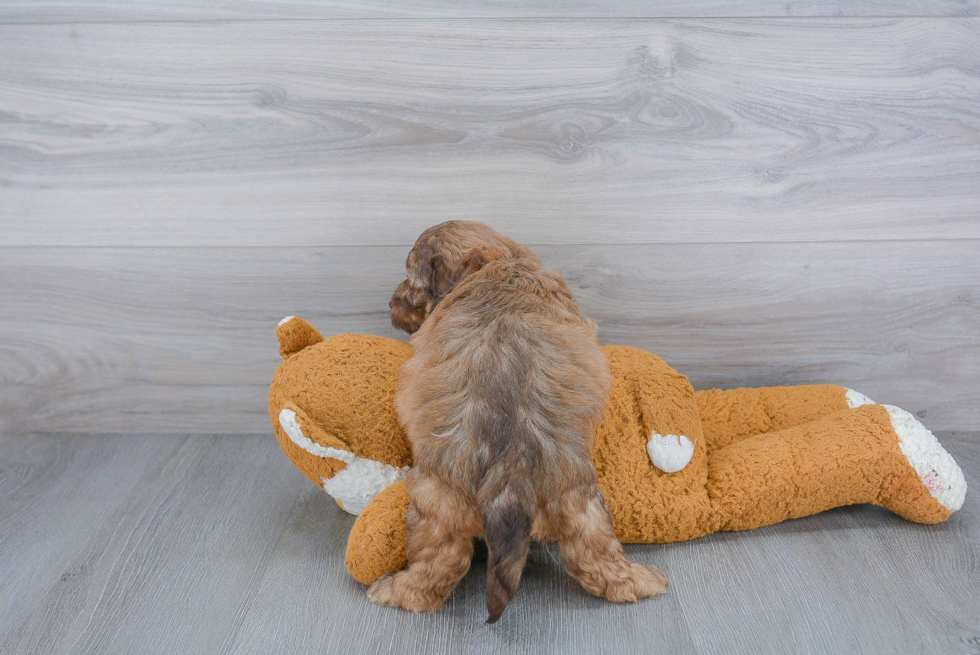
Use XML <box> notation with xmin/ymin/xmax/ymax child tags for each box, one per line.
<box><xmin>2</xmin><ymin>20</ymin><xmax>979</xmax><ymax>246</ymax></box>
<box><xmin>2</xmin><ymin>241</ymin><xmax>976</xmax><ymax>435</ymax></box>
<box><xmin>1</xmin><ymin>16</ymin><xmax>977</xmax><ymax>436</ymax></box>
<box><xmin>1</xmin><ymin>0</ymin><xmax>978</xmax><ymax>22</ymax></box>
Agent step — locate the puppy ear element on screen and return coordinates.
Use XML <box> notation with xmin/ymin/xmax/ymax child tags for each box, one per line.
<box><xmin>430</xmin><ymin>247</ymin><xmax>504</xmax><ymax>298</ymax></box>
<box><xmin>457</xmin><ymin>246</ymin><xmax>504</xmax><ymax>279</ymax></box>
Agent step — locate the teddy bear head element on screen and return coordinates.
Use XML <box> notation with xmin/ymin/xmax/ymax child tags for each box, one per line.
<box><xmin>269</xmin><ymin>318</ymin><xmax>414</xmax><ymax>514</ymax></box>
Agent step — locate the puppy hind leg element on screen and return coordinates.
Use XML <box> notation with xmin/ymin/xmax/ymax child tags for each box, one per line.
<box><xmin>367</xmin><ymin>476</ymin><xmax>478</xmax><ymax>613</ymax></box>
<box><xmin>557</xmin><ymin>489</ymin><xmax>670</xmax><ymax>602</ymax></box>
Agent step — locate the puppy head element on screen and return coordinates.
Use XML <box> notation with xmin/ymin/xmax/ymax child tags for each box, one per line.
<box><xmin>389</xmin><ymin>221</ymin><xmax>536</xmax><ymax>334</ymax></box>
<box><xmin>390</xmin><ymin>246</ymin><xmax>502</xmax><ymax>334</ymax></box>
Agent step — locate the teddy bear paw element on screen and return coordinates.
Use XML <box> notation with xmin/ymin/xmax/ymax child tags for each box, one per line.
<box><xmin>646</xmin><ymin>433</ymin><xmax>695</xmax><ymax>473</ymax></box>
<box><xmin>883</xmin><ymin>404</ymin><xmax>966</xmax><ymax>512</ymax></box>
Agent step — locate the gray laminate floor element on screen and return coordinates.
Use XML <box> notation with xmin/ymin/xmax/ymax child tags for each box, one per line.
<box><xmin>1</xmin><ymin>431</ymin><xmax>977</xmax><ymax>654</ymax></box>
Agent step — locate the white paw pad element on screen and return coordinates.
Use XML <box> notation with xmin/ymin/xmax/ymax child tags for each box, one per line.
<box><xmin>883</xmin><ymin>405</ymin><xmax>966</xmax><ymax>512</ymax></box>
<box><xmin>278</xmin><ymin>408</ymin><xmax>409</xmax><ymax>515</ymax></box>
<box><xmin>647</xmin><ymin>433</ymin><xmax>695</xmax><ymax>473</ymax></box>
<box><xmin>277</xmin><ymin>315</ymin><xmax>296</xmax><ymax>328</ymax></box>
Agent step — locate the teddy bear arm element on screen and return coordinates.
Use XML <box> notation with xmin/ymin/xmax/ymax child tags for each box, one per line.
<box><xmin>694</xmin><ymin>384</ymin><xmax>858</xmax><ymax>453</ymax></box>
<box><xmin>621</xmin><ymin>361</ymin><xmax>704</xmax><ymax>474</ymax></box>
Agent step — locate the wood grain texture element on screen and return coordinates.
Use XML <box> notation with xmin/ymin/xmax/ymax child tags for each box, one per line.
<box><xmin>0</xmin><ymin>434</ymin><xmax>307</xmax><ymax>654</ymax></box>
<box><xmin>1</xmin><ymin>0</ymin><xmax>978</xmax><ymax>22</ymax></box>
<box><xmin>1</xmin><ymin>241</ymin><xmax>977</xmax><ymax>434</ymax></box>
<box><xmin>674</xmin><ymin>433</ymin><xmax>980</xmax><ymax>654</ymax></box>
<box><xmin>0</xmin><ymin>434</ymin><xmax>167</xmax><ymax>639</ymax></box>
<box><xmin>2</xmin><ymin>19</ymin><xmax>979</xmax><ymax>246</ymax></box>
<box><xmin>1</xmin><ymin>432</ymin><xmax>976</xmax><ymax>654</ymax></box>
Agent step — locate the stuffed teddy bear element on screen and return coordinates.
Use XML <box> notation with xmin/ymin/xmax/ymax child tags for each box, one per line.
<box><xmin>269</xmin><ymin>316</ymin><xmax>966</xmax><ymax>586</ymax></box>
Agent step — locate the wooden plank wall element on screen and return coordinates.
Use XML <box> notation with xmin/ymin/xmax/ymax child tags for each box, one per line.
<box><xmin>1</xmin><ymin>7</ymin><xmax>978</xmax><ymax>435</ymax></box>
<box><xmin>1</xmin><ymin>1</ymin><xmax>978</xmax><ymax>20</ymax></box>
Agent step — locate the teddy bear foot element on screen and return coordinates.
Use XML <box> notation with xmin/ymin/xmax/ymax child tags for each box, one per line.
<box><xmin>366</xmin><ymin>572</ymin><xmax>448</xmax><ymax>613</ymax></box>
<box><xmin>878</xmin><ymin>404</ymin><xmax>966</xmax><ymax>523</ymax></box>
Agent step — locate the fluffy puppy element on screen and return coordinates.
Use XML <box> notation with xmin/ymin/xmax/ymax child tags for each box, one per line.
<box><xmin>371</xmin><ymin>221</ymin><xmax>669</xmax><ymax>623</ymax></box>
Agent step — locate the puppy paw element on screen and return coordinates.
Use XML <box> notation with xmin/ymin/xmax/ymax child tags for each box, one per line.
<box><xmin>603</xmin><ymin>563</ymin><xmax>671</xmax><ymax>603</ymax></box>
<box><xmin>366</xmin><ymin>572</ymin><xmax>446</xmax><ymax>613</ymax></box>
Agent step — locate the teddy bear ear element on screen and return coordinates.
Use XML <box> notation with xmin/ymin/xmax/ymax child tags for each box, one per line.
<box><xmin>276</xmin><ymin>316</ymin><xmax>324</xmax><ymax>358</ymax></box>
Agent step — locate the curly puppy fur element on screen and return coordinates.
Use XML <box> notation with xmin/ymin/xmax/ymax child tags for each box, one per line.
<box><xmin>370</xmin><ymin>221</ymin><xmax>669</xmax><ymax>623</ymax></box>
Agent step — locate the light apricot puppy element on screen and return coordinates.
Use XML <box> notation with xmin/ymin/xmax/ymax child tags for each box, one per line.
<box><xmin>371</xmin><ymin>221</ymin><xmax>669</xmax><ymax>622</ymax></box>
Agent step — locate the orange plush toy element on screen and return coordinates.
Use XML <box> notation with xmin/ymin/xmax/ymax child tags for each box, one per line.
<box><xmin>269</xmin><ymin>317</ymin><xmax>966</xmax><ymax>586</ymax></box>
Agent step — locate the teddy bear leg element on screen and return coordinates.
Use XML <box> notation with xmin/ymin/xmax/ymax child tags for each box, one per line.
<box><xmin>706</xmin><ymin>404</ymin><xmax>965</xmax><ymax>533</ymax></box>
<box><xmin>345</xmin><ymin>480</ymin><xmax>411</xmax><ymax>585</ymax></box>
<box><xmin>555</xmin><ymin>487</ymin><xmax>670</xmax><ymax>602</ymax></box>
<box><xmin>366</xmin><ymin>475</ymin><xmax>480</xmax><ymax>613</ymax></box>
<box><xmin>695</xmin><ymin>384</ymin><xmax>872</xmax><ymax>453</ymax></box>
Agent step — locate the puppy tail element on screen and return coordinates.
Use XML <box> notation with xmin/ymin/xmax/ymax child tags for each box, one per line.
<box><xmin>481</xmin><ymin>481</ymin><xmax>534</xmax><ymax>624</ymax></box>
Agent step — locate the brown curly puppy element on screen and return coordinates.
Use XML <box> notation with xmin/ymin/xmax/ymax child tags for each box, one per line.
<box><xmin>371</xmin><ymin>221</ymin><xmax>669</xmax><ymax>623</ymax></box>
